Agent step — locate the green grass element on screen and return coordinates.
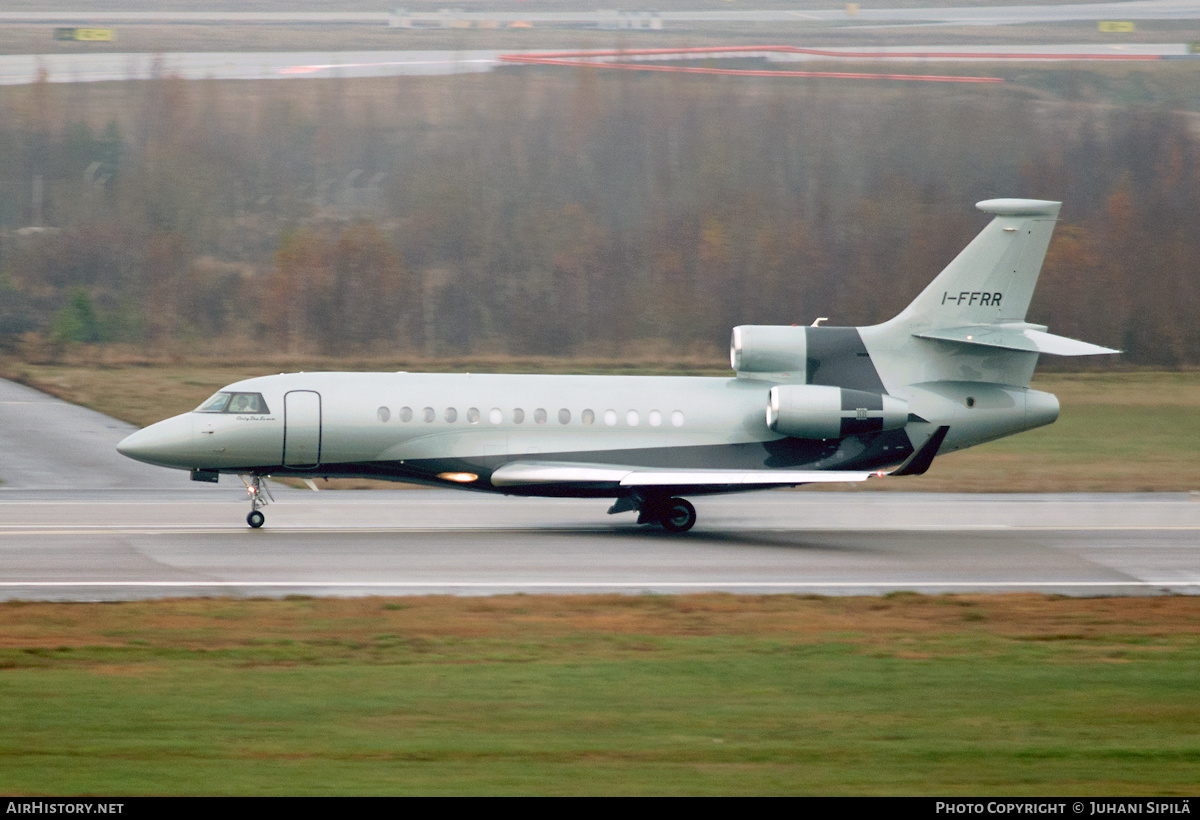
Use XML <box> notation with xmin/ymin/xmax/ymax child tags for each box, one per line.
<box><xmin>1</xmin><ymin>595</ymin><xmax>1198</xmax><ymax>795</ymax></box>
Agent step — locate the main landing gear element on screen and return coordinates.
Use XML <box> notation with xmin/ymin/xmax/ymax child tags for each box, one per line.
<box><xmin>647</xmin><ymin>497</ymin><xmax>698</xmax><ymax>533</ymax></box>
<box><xmin>610</xmin><ymin>491</ymin><xmax>698</xmax><ymax>532</ymax></box>
<box><xmin>240</xmin><ymin>474</ymin><xmax>273</xmax><ymax>528</ymax></box>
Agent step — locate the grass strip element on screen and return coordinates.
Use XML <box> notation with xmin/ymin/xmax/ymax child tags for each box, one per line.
<box><xmin>0</xmin><ymin>594</ymin><xmax>1198</xmax><ymax>795</ymax></box>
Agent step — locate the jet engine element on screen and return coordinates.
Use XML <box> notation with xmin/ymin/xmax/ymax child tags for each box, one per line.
<box><xmin>731</xmin><ymin>325</ymin><xmax>807</xmax><ymax>374</ymax></box>
<box><xmin>767</xmin><ymin>385</ymin><xmax>908</xmax><ymax>439</ymax></box>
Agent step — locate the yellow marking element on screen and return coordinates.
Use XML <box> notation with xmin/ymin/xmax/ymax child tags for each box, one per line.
<box><xmin>1098</xmin><ymin>21</ymin><xmax>1136</xmax><ymax>33</ymax></box>
<box><xmin>54</xmin><ymin>27</ymin><xmax>115</xmax><ymax>41</ymax></box>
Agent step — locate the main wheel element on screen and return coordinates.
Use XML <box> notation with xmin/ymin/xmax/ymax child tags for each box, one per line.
<box><xmin>661</xmin><ymin>497</ymin><xmax>697</xmax><ymax>533</ymax></box>
<box><xmin>247</xmin><ymin>510</ymin><xmax>265</xmax><ymax>529</ymax></box>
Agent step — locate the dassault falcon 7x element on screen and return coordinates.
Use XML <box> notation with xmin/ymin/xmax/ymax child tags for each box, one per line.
<box><xmin>118</xmin><ymin>199</ymin><xmax>1117</xmax><ymax>531</ymax></box>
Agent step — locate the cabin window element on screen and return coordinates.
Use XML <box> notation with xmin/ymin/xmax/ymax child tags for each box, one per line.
<box><xmin>603</xmin><ymin>409</ymin><xmax>617</xmax><ymax>427</ymax></box>
<box><xmin>444</xmin><ymin>407</ymin><xmax>458</xmax><ymax>423</ymax></box>
<box><xmin>534</xmin><ymin>408</ymin><xmax>547</xmax><ymax>424</ymax></box>
<box><xmin>400</xmin><ymin>406</ymin><xmax>413</xmax><ymax>422</ymax></box>
<box><xmin>467</xmin><ymin>407</ymin><xmax>481</xmax><ymax>424</ymax></box>
<box><xmin>195</xmin><ymin>392</ymin><xmax>270</xmax><ymax>414</ymax></box>
<box><xmin>423</xmin><ymin>407</ymin><xmax>436</xmax><ymax>423</ymax></box>
<box><xmin>581</xmin><ymin>409</ymin><xmax>595</xmax><ymax>425</ymax></box>
<box><xmin>648</xmin><ymin>410</ymin><xmax>662</xmax><ymax>427</ymax></box>
<box><xmin>558</xmin><ymin>408</ymin><xmax>571</xmax><ymax>425</ymax></box>
<box><xmin>626</xmin><ymin>410</ymin><xmax>640</xmax><ymax>427</ymax></box>
<box><xmin>671</xmin><ymin>410</ymin><xmax>684</xmax><ymax>427</ymax></box>
<box><xmin>377</xmin><ymin>406</ymin><xmax>390</xmax><ymax>423</ymax></box>
<box><xmin>489</xmin><ymin>408</ymin><xmax>503</xmax><ymax>424</ymax></box>
<box><xmin>513</xmin><ymin>408</ymin><xmax>525</xmax><ymax>424</ymax></box>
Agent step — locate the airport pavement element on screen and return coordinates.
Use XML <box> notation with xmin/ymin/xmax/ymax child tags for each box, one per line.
<box><xmin>2</xmin><ymin>1</ymin><xmax>1197</xmax><ymax>27</ymax></box>
<box><xmin>0</xmin><ymin>50</ymin><xmax>507</xmax><ymax>85</ymax></box>
<box><xmin>2</xmin><ymin>487</ymin><xmax>1198</xmax><ymax>600</ymax></box>
<box><xmin>0</xmin><ymin>376</ymin><xmax>228</xmax><ymax>490</ymax></box>
<box><xmin>0</xmin><ymin>43</ymin><xmax>1194</xmax><ymax>86</ymax></box>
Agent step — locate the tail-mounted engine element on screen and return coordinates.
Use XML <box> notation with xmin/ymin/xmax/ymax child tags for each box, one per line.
<box><xmin>731</xmin><ymin>325</ymin><xmax>807</xmax><ymax>374</ymax></box>
<box><xmin>767</xmin><ymin>384</ymin><xmax>908</xmax><ymax>439</ymax></box>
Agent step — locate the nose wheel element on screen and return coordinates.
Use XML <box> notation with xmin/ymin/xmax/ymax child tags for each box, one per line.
<box><xmin>240</xmin><ymin>475</ymin><xmax>273</xmax><ymax>528</ymax></box>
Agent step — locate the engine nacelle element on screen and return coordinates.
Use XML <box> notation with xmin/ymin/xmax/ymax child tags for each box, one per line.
<box><xmin>767</xmin><ymin>385</ymin><xmax>909</xmax><ymax>439</ymax></box>
<box><xmin>731</xmin><ymin>325</ymin><xmax>807</xmax><ymax>374</ymax></box>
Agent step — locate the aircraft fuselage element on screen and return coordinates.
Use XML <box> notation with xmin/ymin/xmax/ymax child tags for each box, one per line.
<box><xmin>118</xmin><ymin>367</ymin><xmax>1058</xmax><ymax>497</ymax></box>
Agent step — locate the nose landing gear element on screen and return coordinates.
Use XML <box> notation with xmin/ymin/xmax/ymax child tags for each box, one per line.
<box><xmin>240</xmin><ymin>474</ymin><xmax>273</xmax><ymax>528</ymax></box>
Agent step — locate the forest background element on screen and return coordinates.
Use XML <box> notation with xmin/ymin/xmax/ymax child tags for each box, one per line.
<box><xmin>1</xmin><ymin>61</ymin><xmax>1198</xmax><ymax>367</ymax></box>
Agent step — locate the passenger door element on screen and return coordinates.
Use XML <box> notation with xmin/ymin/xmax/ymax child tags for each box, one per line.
<box><xmin>283</xmin><ymin>390</ymin><xmax>321</xmax><ymax>468</ymax></box>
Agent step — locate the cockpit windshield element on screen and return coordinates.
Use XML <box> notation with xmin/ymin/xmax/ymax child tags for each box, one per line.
<box><xmin>195</xmin><ymin>392</ymin><xmax>270</xmax><ymax>414</ymax></box>
<box><xmin>196</xmin><ymin>392</ymin><xmax>230</xmax><ymax>413</ymax></box>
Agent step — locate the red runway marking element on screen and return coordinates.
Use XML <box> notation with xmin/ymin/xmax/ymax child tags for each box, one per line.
<box><xmin>500</xmin><ymin>45</ymin><xmax>1164</xmax><ymax>82</ymax></box>
<box><xmin>508</xmin><ymin>55</ymin><xmax>1003</xmax><ymax>83</ymax></box>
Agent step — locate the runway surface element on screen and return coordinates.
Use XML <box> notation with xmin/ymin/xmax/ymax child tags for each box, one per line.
<box><xmin>3</xmin><ymin>1</ymin><xmax>1196</xmax><ymax>27</ymax></box>
<box><xmin>3</xmin><ymin>378</ymin><xmax>1198</xmax><ymax>600</ymax></box>
<box><xmin>2</xmin><ymin>42</ymin><xmax>1194</xmax><ymax>85</ymax></box>
<box><xmin>0</xmin><ymin>50</ymin><xmax>506</xmax><ymax>85</ymax></box>
<box><xmin>3</xmin><ymin>488</ymin><xmax>1200</xmax><ymax>600</ymax></box>
<box><xmin>4</xmin><ymin>42</ymin><xmax>1195</xmax><ymax>86</ymax></box>
<box><xmin>0</xmin><ymin>376</ymin><xmax>224</xmax><ymax>490</ymax></box>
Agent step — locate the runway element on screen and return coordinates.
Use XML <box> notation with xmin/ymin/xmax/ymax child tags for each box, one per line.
<box><xmin>2</xmin><ymin>489</ymin><xmax>1198</xmax><ymax>600</ymax></box>
<box><xmin>3</xmin><ymin>1</ymin><xmax>1196</xmax><ymax>27</ymax></box>
<box><xmin>2</xmin><ymin>377</ymin><xmax>1197</xmax><ymax>600</ymax></box>
<box><xmin>2</xmin><ymin>43</ymin><xmax>1194</xmax><ymax>86</ymax></box>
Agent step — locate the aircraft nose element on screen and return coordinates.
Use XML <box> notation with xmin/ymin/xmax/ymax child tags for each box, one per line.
<box><xmin>117</xmin><ymin>415</ymin><xmax>197</xmax><ymax>469</ymax></box>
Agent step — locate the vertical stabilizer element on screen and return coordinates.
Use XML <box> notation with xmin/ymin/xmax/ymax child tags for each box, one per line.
<box><xmin>892</xmin><ymin>199</ymin><xmax>1061</xmax><ymax>329</ymax></box>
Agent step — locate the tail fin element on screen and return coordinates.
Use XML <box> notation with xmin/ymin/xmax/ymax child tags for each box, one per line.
<box><xmin>894</xmin><ymin>198</ymin><xmax>1060</xmax><ymax>328</ymax></box>
<box><xmin>874</xmin><ymin>198</ymin><xmax>1118</xmax><ymax>361</ymax></box>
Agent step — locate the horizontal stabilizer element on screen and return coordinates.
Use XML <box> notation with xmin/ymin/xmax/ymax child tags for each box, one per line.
<box><xmin>491</xmin><ymin>461</ymin><xmax>872</xmax><ymax>490</ymax></box>
<box><xmin>976</xmin><ymin>198</ymin><xmax>1061</xmax><ymax>217</ymax></box>
<box><xmin>914</xmin><ymin>325</ymin><xmax>1119</xmax><ymax>356</ymax></box>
